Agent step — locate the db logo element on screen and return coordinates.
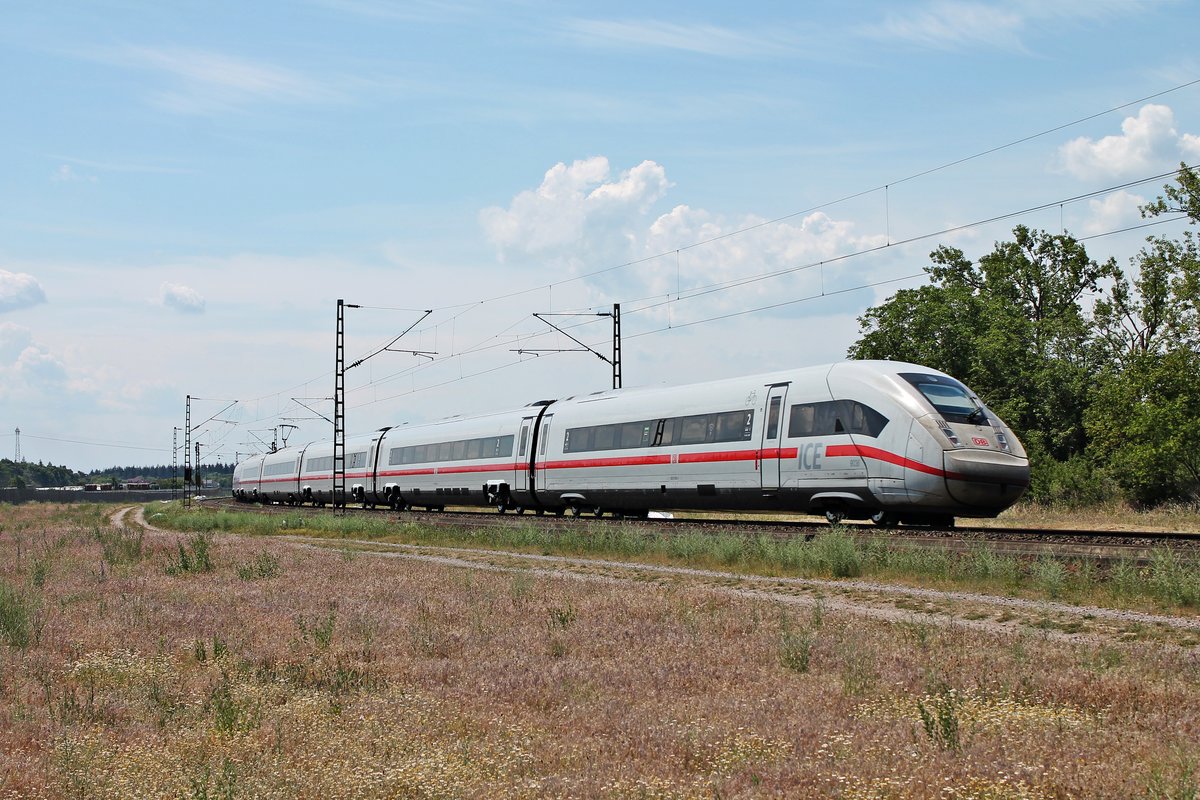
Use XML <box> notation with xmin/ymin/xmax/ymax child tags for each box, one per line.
<box><xmin>971</xmin><ymin>437</ymin><xmax>990</xmax><ymax>446</ymax></box>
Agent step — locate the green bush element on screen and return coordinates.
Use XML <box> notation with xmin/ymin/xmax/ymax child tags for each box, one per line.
<box><xmin>166</xmin><ymin>533</ymin><xmax>215</xmax><ymax>576</ymax></box>
<box><xmin>0</xmin><ymin>580</ymin><xmax>35</xmax><ymax>648</ymax></box>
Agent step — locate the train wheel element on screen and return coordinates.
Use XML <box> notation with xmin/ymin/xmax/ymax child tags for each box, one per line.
<box><xmin>496</xmin><ymin>502</ymin><xmax>507</xmax><ymax>514</ymax></box>
<box><xmin>570</xmin><ymin>506</ymin><xmax>582</xmax><ymax>518</ymax></box>
<box><xmin>554</xmin><ymin>508</ymin><xmax>565</xmax><ymax>517</ymax></box>
<box><xmin>593</xmin><ymin>508</ymin><xmax>604</xmax><ymax>518</ymax></box>
<box><xmin>870</xmin><ymin>511</ymin><xmax>899</xmax><ymax>528</ymax></box>
<box><xmin>514</xmin><ymin>506</ymin><xmax>525</xmax><ymax>515</ymax></box>
<box><xmin>825</xmin><ymin>510</ymin><xmax>846</xmax><ymax>525</ymax></box>
<box><xmin>535</xmin><ymin>508</ymin><xmax>545</xmax><ymax>516</ymax></box>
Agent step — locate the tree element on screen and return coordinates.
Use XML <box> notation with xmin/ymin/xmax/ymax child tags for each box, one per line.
<box><xmin>851</xmin><ymin>226</ymin><xmax>1115</xmax><ymax>465</ymax></box>
<box><xmin>1085</xmin><ymin>166</ymin><xmax>1200</xmax><ymax>505</ymax></box>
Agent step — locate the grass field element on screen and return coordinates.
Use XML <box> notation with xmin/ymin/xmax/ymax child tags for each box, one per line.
<box><xmin>1</xmin><ymin>501</ymin><xmax>1199</xmax><ymax>798</ymax></box>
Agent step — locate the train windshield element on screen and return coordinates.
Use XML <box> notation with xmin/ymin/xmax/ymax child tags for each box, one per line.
<box><xmin>899</xmin><ymin>373</ymin><xmax>986</xmax><ymax>425</ymax></box>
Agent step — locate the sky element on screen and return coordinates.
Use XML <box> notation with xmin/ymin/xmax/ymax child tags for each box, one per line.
<box><xmin>2</xmin><ymin>0</ymin><xmax>1200</xmax><ymax>472</ymax></box>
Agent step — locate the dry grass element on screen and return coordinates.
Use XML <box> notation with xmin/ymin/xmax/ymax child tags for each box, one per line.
<box><xmin>2</xmin><ymin>502</ymin><xmax>1199</xmax><ymax>798</ymax></box>
<box><xmin>654</xmin><ymin>499</ymin><xmax>1200</xmax><ymax>533</ymax></box>
<box><xmin>978</xmin><ymin>500</ymin><xmax>1200</xmax><ymax>533</ymax></box>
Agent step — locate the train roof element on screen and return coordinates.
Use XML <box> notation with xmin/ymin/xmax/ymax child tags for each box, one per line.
<box><xmin>233</xmin><ymin>360</ymin><xmax>951</xmax><ymax>469</ymax></box>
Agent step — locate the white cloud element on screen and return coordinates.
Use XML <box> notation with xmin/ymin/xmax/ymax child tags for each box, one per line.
<box><xmin>1081</xmin><ymin>190</ymin><xmax>1145</xmax><ymax>236</ymax></box>
<box><xmin>479</xmin><ymin>157</ymin><xmax>670</xmax><ymax>260</ymax></box>
<box><xmin>1181</xmin><ymin>132</ymin><xmax>1200</xmax><ymax>161</ymax></box>
<box><xmin>480</xmin><ymin>158</ymin><xmax>888</xmax><ymax>328</ymax></box>
<box><xmin>635</xmin><ymin>205</ymin><xmax>889</xmax><ymax>318</ymax></box>
<box><xmin>98</xmin><ymin>45</ymin><xmax>336</xmax><ymax>115</ymax></box>
<box><xmin>51</xmin><ymin>164</ymin><xmax>97</xmax><ymax>183</ymax></box>
<box><xmin>158</xmin><ymin>282</ymin><xmax>206</xmax><ymax>314</ymax></box>
<box><xmin>0</xmin><ymin>270</ymin><xmax>48</xmax><ymax>313</ymax></box>
<box><xmin>561</xmin><ymin>19</ymin><xmax>802</xmax><ymax>58</ymax></box>
<box><xmin>862</xmin><ymin>0</ymin><xmax>1153</xmax><ymax>52</ymax></box>
<box><xmin>15</xmin><ymin>346</ymin><xmax>68</xmax><ymax>385</ymax></box>
<box><xmin>0</xmin><ymin>322</ymin><xmax>33</xmax><ymax>362</ymax></box>
<box><xmin>1058</xmin><ymin>104</ymin><xmax>1190</xmax><ymax>179</ymax></box>
<box><xmin>862</xmin><ymin>1</ymin><xmax>1025</xmax><ymax>51</ymax></box>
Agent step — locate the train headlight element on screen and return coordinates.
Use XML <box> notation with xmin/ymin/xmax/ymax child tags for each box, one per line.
<box><xmin>935</xmin><ymin>418</ymin><xmax>963</xmax><ymax>448</ymax></box>
<box><xmin>995</xmin><ymin>430</ymin><xmax>1011</xmax><ymax>452</ymax></box>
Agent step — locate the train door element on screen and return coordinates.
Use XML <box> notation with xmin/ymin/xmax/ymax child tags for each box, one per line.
<box><xmin>368</xmin><ymin>427</ymin><xmax>392</xmax><ymax>504</ymax></box>
<box><xmin>534</xmin><ymin>414</ymin><xmax>554</xmax><ymax>493</ymax></box>
<box><xmin>760</xmin><ymin>384</ymin><xmax>789</xmax><ymax>492</ymax></box>
<box><xmin>516</xmin><ymin>416</ymin><xmax>535</xmax><ymax>492</ymax></box>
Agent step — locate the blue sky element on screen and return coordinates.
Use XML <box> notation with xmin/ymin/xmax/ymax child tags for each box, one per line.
<box><xmin>2</xmin><ymin>0</ymin><xmax>1199</xmax><ymax>471</ymax></box>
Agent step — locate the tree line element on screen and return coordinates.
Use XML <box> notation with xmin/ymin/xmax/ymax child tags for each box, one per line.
<box><xmin>0</xmin><ymin>460</ymin><xmax>234</xmax><ymax>490</ymax></box>
<box><xmin>850</xmin><ymin>165</ymin><xmax>1200</xmax><ymax>507</ymax></box>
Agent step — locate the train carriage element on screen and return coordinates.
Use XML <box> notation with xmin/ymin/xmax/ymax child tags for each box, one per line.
<box><xmin>231</xmin><ymin>454</ymin><xmax>265</xmax><ymax>500</ymax></box>
<box><xmin>374</xmin><ymin>409</ymin><xmax>522</xmax><ymax>511</ymax></box>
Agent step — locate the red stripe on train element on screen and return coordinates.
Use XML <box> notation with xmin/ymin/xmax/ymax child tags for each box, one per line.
<box><xmin>825</xmin><ymin>444</ymin><xmax>960</xmax><ymax>479</ymax></box>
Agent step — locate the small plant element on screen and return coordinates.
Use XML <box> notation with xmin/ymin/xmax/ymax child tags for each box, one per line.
<box><xmin>547</xmin><ymin>603</ymin><xmax>577</xmax><ymax>630</ymax></box>
<box><xmin>297</xmin><ymin>609</ymin><xmax>337</xmax><ymax>651</ymax></box>
<box><xmin>839</xmin><ymin>637</ymin><xmax>878</xmax><ymax>697</ymax></box>
<box><xmin>1030</xmin><ymin>556</ymin><xmax>1066</xmax><ymax>599</ymax></box>
<box><xmin>779</xmin><ymin>629</ymin><xmax>814</xmax><ymax>673</ymax></box>
<box><xmin>813</xmin><ymin>529</ymin><xmax>862</xmax><ymax>578</ymax></box>
<box><xmin>917</xmin><ymin>687</ymin><xmax>963</xmax><ymax>752</ymax></box>
<box><xmin>94</xmin><ymin>525</ymin><xmax>145</xmax><ymax>566</ymax></box>
<box><xmin>30</xmin><ymin>557</ymin><xmax>50</xmax><ymax>589</ymax></box>
<box><xmin>509</xmin><ymin>572</ymin><xmax>534</xmax><ymax>603</ymax></box>
<box><xmin>236</xmin><ymin>552</ymin><xmax>281</xmax><ymax>581</ymax></box>
<box><xmin>194</xmin><ymin>635</ymin><xmax>229</xmax><ymax>663</ymax></box>
<box><xmin>778</xmin><ymin>606</ymin><xmax>821</xmax><ymax>674</ymax></box>
<box><xmin>0</xmin><ymin>580</ymin><xmax>35</xmax><ymax>648</ymax></box>
<box><xmin>208</xmin><ymin>676</ymin><xmax>260</xmax><ymax>735</ymax></box>
<box><xmin>166</xmin><ymin>533</ymin><xmax>215</xmax><ymax>576</ymax></box>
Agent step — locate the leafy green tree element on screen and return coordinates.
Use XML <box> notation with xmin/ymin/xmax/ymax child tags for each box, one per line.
<box><xmin>851</xmin><ymin>225</ymin><xmax>1115</xmax><ymax>468</ymax></box>
<box><xmin>1085</xmin><ymin>166</ymin><xmax>1200</xmax><ymax>505</ymax></box>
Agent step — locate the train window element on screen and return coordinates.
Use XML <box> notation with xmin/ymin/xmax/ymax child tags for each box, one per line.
<box><xmin>497</xmin><ymin>435</ymin><xmax>515</xmax><ymax>457</ymax></box>
<box><xmin>898</xmin><ymin>372</ymin><xmax>983</xmax><ymax>424</ymax></box>
<box><xmin>306</xmin><ymin>456</ymin><xmax>334</xmax><ymax>472</ymax></box>
<box><xmin>766</xmin><ymin>398</ymin><xmax>781</xmax><ymax>439</ymax></box>
<box><xmin>788</xmin><ymin>401</ymin><xmax>888</xmax><ymax>438</ymax></box>
<box><xmin>593</xmin><ymin>425</ymin><xmax>616</xmax><ymax>451</ymax></box>
<box><xmin>263</xmin><ymin>459</ymin><xmax>298</xmax><ymax>476</ymax></box>
<box><xmin>716</xmin><ymin>410</ymin><xmax>754</xmax><ymax>442</ymax></box>
<box><xmin>677</xmin><ymin>414</ymin><xmax>709</xmax><ymax>445</ymax></box>
<box><xmin>466</xmin><ymin>439</ymin><xmax>483</xmax><ymax>460</ymax></box>
<box><xmin>452</xmin><ymin>440</ymin><xmax>468</xmax><ymax>461</ymax></box>
<box><xmin>621</xmin><ymin>422</ymin><xmax>649</xmax><ymax>449</ymax></box>
<box><xmin>844</xmin><ymin>402</ymin><xmax>889</xmax><ymax>437</ymax></box>
<box><xmin>518</xmin><ymin>425</ymin><xmax>529</xmax><ymax>457</ymax></box>
<box><xmin>564</xmin><ymin>411</ymin><xmax>750</xmax><ymax>452</ymax></box>
<box><xmin>789</xmin><ymin>405</ymin><xmax>815</xmax><ymax>436</ymax></box>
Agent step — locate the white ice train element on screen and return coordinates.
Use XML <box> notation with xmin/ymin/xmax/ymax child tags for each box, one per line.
<box><xmin>232</xmin><ymin>360</ymin><xmax>1030</xmax><ymax>526</ymax></box>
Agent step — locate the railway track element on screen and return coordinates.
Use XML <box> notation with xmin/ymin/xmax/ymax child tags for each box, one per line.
<box><xmin>196</xmin><ymin>496</ymin><xmax>1200</xmax><ymax>563</ymax></box>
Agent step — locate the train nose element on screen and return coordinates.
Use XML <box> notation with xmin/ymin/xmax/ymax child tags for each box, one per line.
<box><xmin>942</xmin><ymin>449</ymin><xmax>1030</xmax><ymax>512</ymax></box>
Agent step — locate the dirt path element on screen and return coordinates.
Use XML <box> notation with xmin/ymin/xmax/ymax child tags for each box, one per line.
<box><xmin>113</xmin><ymin>506</ymin><xmax>1200</xmax><ymax>649</ymax></box>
